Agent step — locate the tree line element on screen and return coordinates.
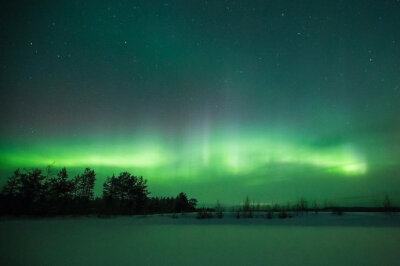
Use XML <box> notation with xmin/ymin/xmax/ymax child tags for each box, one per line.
<box><xmin>196</xmin><ymin>195</ymin><xmax>397</xmax><ymax>220</ymax></box>
<box><xmin>0</xmin><ymin>167</ymin><xmax>197</xmax><ymax>216</ymax></box>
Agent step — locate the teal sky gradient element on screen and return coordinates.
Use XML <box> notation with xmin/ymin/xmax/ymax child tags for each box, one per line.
<box><xmin>0</xmin><ymin>0</ymin><xmax>400</xmax><ymax>205</ymax></box>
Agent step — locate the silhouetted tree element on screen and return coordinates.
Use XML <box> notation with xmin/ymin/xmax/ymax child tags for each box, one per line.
<box><xmin>0</xmin><ymin>169</ymin><xmax>24</xmax><ymax>214</ymax></box>
<box><xmin>74</xmin><ymin>168</ymin><xmax>96</xmax><ymax>201</ymax></box>
<box><xmin>383</xmin><ymin>195</ymin><xmax>393</xmax><ymax>214</ymax></box>
<box><xmin>102</xmin><ymin>172</ymin><xmax>149</xmax><ymax>214</ymax></box>
<box><xmin>312</xmin><ymin>200</ymin><xmax>319</xmax><ymax>214</ymax></box>
<box><xmin>175</xmin><ymin>192</ymin><xmax>196</xmax><ymax>213</ymax></box>
<box><xmin>215</xmin><ymin>200</ymin><xmax>223</xmax><ymax>218</ymax></box>
<box><xmin>1</xmin><ymin>169</ymin><xmax>22</xmax><ymax>197</ymax></box>
<box><xmin>189</xmin><ymin>198</ymin><xmax>198</xmax><ymax>210</ymax></box>
<box><xmin>242</xmin><ymin>196</ymin><xmax>253</xmax><ymax>218</ymax></box>
<box><xmin>103</xmin><ymin>174</ymin><xmax>119</xmax><ymax>214</ymax></box>
<box><xmin>72</xmin><ymin>168</ymin><xmax>96</xmax><ymax>213</ymax></box>
<box><xmin>0</xmin><ymin>168</ymin><xmax>46</xmax><ymax>214</ymax></box>
<box><xmin>299</xmin><ymin>197</ymin><xmax>308</xmax><ymax>213</ymax></box>
<box><xmin>44</xmin><ymin>167</ymin><xmax>75</xmax><ymax>214</ymax></box>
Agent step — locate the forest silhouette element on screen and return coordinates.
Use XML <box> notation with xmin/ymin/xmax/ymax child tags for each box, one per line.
<box><xmin>0</xmin><ymin>167</ymin><xmax>196</xmax><ymax>216</ymax></box>
<box><xmin>0</xmin><ymin>167</ymin><xmax>396</xmax><ymax>217</ymax></box>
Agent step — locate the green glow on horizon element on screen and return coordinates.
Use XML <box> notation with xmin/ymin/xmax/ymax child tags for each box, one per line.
<box><xmin>0</xmin><ymin>131</ymin><xmax>367</xmax><ymax>178</ymax></box>
<box><xmin>1</xmin><ymin>0</ymin><xmax>400</xmax><ymax>206</ymax></box>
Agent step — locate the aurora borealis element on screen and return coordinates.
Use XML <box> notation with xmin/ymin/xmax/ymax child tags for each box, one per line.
<box><xmin>0</xmin><ymin>0</ymin><xmax>400</xmax><ymax>205</ymax></box>
<box><xmin>1</xmin><ymin>130</ymin><xmax>367</xmax><ymax>176</ymax></box>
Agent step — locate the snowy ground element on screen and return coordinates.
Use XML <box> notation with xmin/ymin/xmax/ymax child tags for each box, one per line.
<box><xmin>1</xmin><ymin>213</ymin><xmax>399</xmax><ymax>266</ymax></box>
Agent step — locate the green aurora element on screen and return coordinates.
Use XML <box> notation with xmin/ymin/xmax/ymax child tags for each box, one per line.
<box><xmin>0</xmin><ymin>0</ymin><xmax>400</xmax><ymax>205</ymax></box>
<box><xmin>1</xmin><ymin>130</ymin><xmax>367</xmax><ymax>177</ymax></box>
<box><xmin>0</xmin><ymin>126</ymin><xmax>394</xmax><ymax>205</ymax></box>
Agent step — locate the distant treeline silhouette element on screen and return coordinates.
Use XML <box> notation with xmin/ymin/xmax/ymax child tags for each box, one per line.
<box><xmin>196</xmin><ymin>195</ymin><xmax>397</xmax><ymax>220</ymax></box>
<box><xmin>0</xmin><ymin>167</ymin><xmax>197</xmax><ymax>216</ymax></box>
<box><xmin>0</xmin><ymin>167</ymin><xmax>397</xmax><ymax>217</ymax></box>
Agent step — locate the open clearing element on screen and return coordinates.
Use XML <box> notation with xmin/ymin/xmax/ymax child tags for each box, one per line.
<box><xmin>1</xmin><ymin>213</ymin><xmax>399</xmax><ymax>266</ymax></box>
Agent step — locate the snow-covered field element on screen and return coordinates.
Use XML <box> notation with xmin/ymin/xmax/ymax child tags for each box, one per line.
<box><xmin>1</xmin><ymin>213</ymin><xmax>399</xmax><ymax>266</ymax></box>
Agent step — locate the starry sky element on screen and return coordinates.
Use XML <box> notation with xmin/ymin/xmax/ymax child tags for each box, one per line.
<box><xmin>1</xmin><ymin>0</ymin><xmax>400</xmax><ymax>205</ymax></box>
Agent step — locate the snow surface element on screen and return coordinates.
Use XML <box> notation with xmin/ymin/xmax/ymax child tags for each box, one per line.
<box><xmin>1</xmin><ymin>213</ymin><xmax>399</xmax><ymax>266</ymax></box>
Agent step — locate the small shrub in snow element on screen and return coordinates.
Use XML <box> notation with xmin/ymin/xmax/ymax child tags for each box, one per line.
<box><xmin>196</xmin><ymin>208</ymin><xmax>213</xmax><ymax>219</ymax></box>
<box><xmin>266</xmin><ymin>209</ymin><xmax>274</xmax><ymax>219</ymax></box>
<box><xmin>236</xmin><ymin>211</ymin><xmax>240</xmax><ymax>219</ymax></box>
<box><xmin>331</xmin><ymin>207</ymin><xmax>343</xmax><ymax>216</ymax></box>
<box><xmin>383</xmin><ymin>195</ymin><xmax>393</xmax><ymax>214</ymax></box>
<box><xmin>278</xmin><ymin>210</ymin><xmax>288</xmax><ymax>219</ymax></box>
<box><xmin>215</xmin><ymin>201</ymin><xmax>224</xmax><ymax>219</ymax></box>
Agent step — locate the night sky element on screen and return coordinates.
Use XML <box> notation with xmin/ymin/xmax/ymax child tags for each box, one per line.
<box><xmin>1</xmin><ymin>0</ymin><xmax>400</xmax><ymax>205</ymax></box>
